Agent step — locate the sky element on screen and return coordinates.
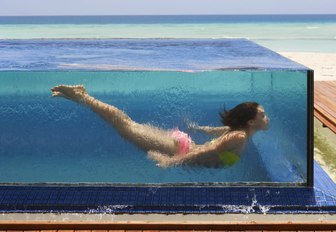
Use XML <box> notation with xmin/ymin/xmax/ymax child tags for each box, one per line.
<box><xmin>1</xmin><ymin>0</ymin><xmax>336</xmax><ymax>16</ymax></box>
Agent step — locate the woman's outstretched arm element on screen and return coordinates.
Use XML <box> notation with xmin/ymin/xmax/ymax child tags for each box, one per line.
<box><xmin>187</xmin><ymin>122</ymin><xmax>230</xmax><ymax>137</ymax></box>
<box><xmin>195</xmin><ymin>125</ymin><xmax>230</xmax><ymax>137</ymax></box>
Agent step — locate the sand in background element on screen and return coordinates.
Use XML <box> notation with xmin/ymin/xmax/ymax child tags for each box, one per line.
<box><xmin>280</xmin><ymin>52</ymin><xmax>336</xmax><ymax>81</ymax></box>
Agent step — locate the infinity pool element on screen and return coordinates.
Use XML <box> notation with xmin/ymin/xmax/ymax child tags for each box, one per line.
<box><xmin>0</xmin><ymin>39</ymin><xmax>313</xmax><ymax>185</ymax></box>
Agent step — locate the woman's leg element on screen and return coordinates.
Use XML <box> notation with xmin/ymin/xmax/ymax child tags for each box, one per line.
<box><xmin>51</xmin><ymin>85</ymin><xmax>178</xmax><ymax>154</ymax></box>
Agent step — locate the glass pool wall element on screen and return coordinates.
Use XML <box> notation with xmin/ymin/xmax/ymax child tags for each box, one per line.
<box><xmin>0</xmin><ymin>70</ymin><xmax>308</xmax><ymax>185</ymax></box>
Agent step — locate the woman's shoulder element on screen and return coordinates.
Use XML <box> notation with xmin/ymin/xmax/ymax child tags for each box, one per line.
<box><xmin>214</xmin><ymin>130</ymin><xmax>247</xmax><ymax>148</ymax></box>
<box><xmin>225</xmin><ymin>130</ymin><xmax>247</xmax><ymax>140</ymax></box>
<box><xmin>212</xmin><ymin>129</ymin><xmax>246</xmax><ymax>152</ymax></box>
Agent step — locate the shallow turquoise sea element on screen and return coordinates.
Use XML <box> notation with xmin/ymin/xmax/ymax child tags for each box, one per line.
<box><xmin>0</xmin><ymin>15</ymin><xmax>336</xmax><ymax>52</ymax></box>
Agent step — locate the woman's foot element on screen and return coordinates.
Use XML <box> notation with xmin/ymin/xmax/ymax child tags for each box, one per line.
<box><xmin>51</xmin><ymin>85</ymin><xmax>87</xmax><ymax>102</ymax></box>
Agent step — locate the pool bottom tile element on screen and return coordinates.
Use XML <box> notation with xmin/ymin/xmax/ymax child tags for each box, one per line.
<box><xmin>0</xmin><ymin>161</ymin><xmax>335</xmax><ymax>214</ymax></box>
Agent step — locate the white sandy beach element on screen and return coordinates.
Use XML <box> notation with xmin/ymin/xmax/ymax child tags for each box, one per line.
<box><xmin>280</xmin><ymin>52</ymin><xmax>336</xmax><ymax>81</ymax></box>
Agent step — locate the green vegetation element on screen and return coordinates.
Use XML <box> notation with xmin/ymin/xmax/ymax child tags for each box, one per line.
<box><xmin>314</xmin><ymin>128</ymin><xmax>336</xmax><ymax>174</ymax></box>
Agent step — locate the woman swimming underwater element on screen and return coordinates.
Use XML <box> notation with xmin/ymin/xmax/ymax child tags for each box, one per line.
<box><xmin>51</xmin><ymin>85</ymin><xmax>269</xmax><ymax>168</ymax></box>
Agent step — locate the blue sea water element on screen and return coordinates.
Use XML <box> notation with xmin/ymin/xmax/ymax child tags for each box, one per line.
<box><xmin>0</xmin><ymin>15</ymin><xmax>336</xmax><ymax>52</ymax></box>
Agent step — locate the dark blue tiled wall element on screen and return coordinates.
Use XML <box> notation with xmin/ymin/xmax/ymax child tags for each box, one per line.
<box><xmin>0</xmin><ymin>162</ymin><xmax>335</xmax><ymax>214</ymax></box>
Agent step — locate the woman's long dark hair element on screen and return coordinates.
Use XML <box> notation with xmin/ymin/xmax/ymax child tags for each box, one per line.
<box><xmin>220</xmin><ymin>102</ymin><xmax>260</xmax><ymax>130</ymax></box>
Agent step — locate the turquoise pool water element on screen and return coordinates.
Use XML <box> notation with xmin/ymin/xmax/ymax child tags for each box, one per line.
<box><xmin>0</xmin><ymin>38</ymin><xmax>312</xmax><ymax>185</ymax></box>
<box><xmin>0</xmin><ymin>70</ymin><xmax>307</xmax><ymax>184</ymax></box>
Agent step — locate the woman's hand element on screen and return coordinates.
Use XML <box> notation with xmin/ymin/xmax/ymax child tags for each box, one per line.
<box><xmin>51</xmin><ymin>85</ymin><xmax>88</xmax><ymax>103</ymax></box>
<box><xmin>186</xmin><ymin>120</ymin><xmax>200</xmax><ymax>133</ymax></box>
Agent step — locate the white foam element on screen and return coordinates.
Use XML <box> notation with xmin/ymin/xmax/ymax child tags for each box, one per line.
<box><xmin>219</xmin><ymin>195</ymin><xmax>271</xmax><ymax>214</ymax></box>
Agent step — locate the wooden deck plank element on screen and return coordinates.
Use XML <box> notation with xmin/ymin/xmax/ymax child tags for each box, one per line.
<box><xmin>2</xmin><ymin>229</ymin><xmax>336</xmax><ymax>232</ymax></box>
<box><xmin>315</xmin><ymin>81</ymin><xmax>336</xmax><ymax>94</ymax></box>
<box><xmin>316</xmin><ymin>97</ymin><xmax>336</xmax><ymax>110</ymax></box>
<box><xmin>314</xmin><ymin>109</ymin><xmax>336</xmax><ymax>133</ymax></box>
<box><xmin>0</xmin><ymin>229</ymin><xmax>324</xmax><ymax>231</ymax></box>
<box><xmin>315</xmin><ymin>82</ymin><xmax>336</xmax><ymax>102</ymax></box>
<box><xmin>314</xmin><ymin>108</ymin><xmax>336</xmax><ymax>126</ymax></box>
<box><xmin>2</xmin><ymin>222</ymin><xmax>336</xmax><ymax>231</ymax></box>
<box><xmin>314</xmin><ymin>106</ymin><xmax>336</xmax><ymax>131</ymax></box>
<box><xmin>316</xmin><ymin>81</ymin><xmax>336</xmax><ymax>90</ymax></box>
<box><xmin>319</xmin><ymin>81</ymin><xmax>336</xmax><ymax>90</ymax></box>
<box><xmin>314</xmin><ymin>81</ymin><xmax>336</xmax><ymax>134</ymax></box>
<box><xmin>315</xmin><ymin>102</ymin><xmax>336</xmax><ymax>120</ymax></box>
<box><xmin>314</xmin><ymin>112</ymin><xmax>336</xmax><ymax>132</ymax></box>
<box><xmin>315</xmin><ymin>90</ymin><xmax>336</xmax><ymax>112</ymax></box>
<box><xmin>315</xmin><ymin>99</ymin><xmax>336</xmax><ymax>116</ymax></box>
<box><xmin>315</xmin><ymin>85</ymin><xmax>336</xmax><ymax>103</ymax></box>
<box><xmin>315</xmin><ymin>88</ymin><xmax>336</xmax><ymax>105</ymax></box>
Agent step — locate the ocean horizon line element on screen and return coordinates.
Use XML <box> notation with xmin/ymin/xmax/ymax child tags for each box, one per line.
<box><xmin>1</xmin><ymin>13</ymin><xmax>336</xmax><ymax>16</ymax></box>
